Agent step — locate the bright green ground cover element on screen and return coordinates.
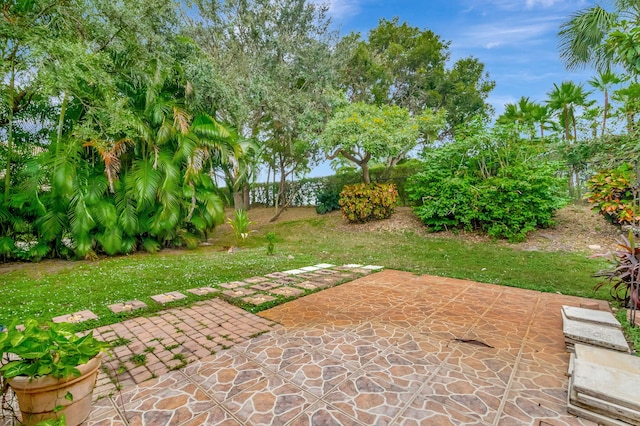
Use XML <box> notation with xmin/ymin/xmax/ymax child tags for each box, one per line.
<box><xmin>0</xmin><ymin>214</ymin><xmax>611</xmax><ymax>331</ymax></box>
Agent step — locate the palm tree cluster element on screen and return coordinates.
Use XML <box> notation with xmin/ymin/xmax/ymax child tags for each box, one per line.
<box><xmin>0</xmin><ymin>1</ymin><xmax>253</xmax><ymax>260</ymax></box>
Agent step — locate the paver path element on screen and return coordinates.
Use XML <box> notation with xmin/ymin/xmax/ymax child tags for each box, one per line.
<box><xmin>10</xmin><ymin>270</ymin><xmax>608</xmax><ymax>425</ymax></box>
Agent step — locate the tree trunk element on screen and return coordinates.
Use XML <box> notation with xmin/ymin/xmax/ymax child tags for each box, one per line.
<box><xmin>361</xmin><ymin>161</ymin><xmax>371</xmax><ymax>184</ymax></box>
<box><xmin>563</xmin><ymin>107</ymin><xmax>571</xmax><ymax>141</ymax></box>
<box><xmin>602</xmin><ymin>91</ymin><xmax>608</xmax><ymax>138</ymax></box>
<box><xmin>233</xmin><ymin>192</ymin><xmax>244</xmax><ymax>210</ymax></box>
<box><xmin>243</xmin><ymin>182</ymin><xmax>250</xmax><ymax>210</ymax></box>
<box><xmin>568</xmin><ymin>167</ymin><xmax>576</xmax><ymax>201</ymax></box>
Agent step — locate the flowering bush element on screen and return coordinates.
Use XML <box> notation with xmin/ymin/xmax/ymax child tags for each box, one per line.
<box><xmin>339</xmin><ymin>183</ymin><xmax>398</xmax><ymax>223</ymax></box>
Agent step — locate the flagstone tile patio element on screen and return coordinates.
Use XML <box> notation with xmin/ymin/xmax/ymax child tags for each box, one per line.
<box><xmin>49</xmin><ymin>270</ymin><xmax>609</xmax><ymax>425</ymax></box>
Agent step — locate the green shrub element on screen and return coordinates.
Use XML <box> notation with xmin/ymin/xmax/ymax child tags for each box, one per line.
<box><xmin>339</xmin><ymin>183</ymin><xmax>398</xmax><ymax>223</ymax></box>
<box><xmin>586</xmin><ymin>163</ymin><xmax>639</xmax><ymax>225</ymax></box>
<box><xmin>227</xmin><ymin>210</ymin><xmax>256</xmax><ymax>245</ymax></box>
<box><xmin>265</xmin><ymin>232</ymin><xmax>276</xmax><ymax>255</ymax></box>
<box><xmin>315</xmin><ymin>188</ymin><xmax>341</xmax><ymax>214</ymax></box>
<box><xmin>408</xmin><ymin>119</ymin><xmax>565</xmax><ymax>242</ymax></box>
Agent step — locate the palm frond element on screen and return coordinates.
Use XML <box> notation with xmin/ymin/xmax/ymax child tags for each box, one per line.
<box><xmin>558</xmin><ymin>6</ymin><xmax>618</xmax><ymax>71</ymax></box>
<box><xmin>120</xmin><ymin>235</ymin><xmax>137</xmax><ymax>254</ymax></box>
<box><xmin>36</xmin><ymin>210</ymin><xmax>67</xmax><ymax>243</ymax></box>
<box><xmin>92</xmin><ymin>200</ymin><xmax>118</xmax><ymax>228</ymax></box>
<box><xmin>0</xmin><ymin>237</ymin><xmax>16</xmax><ymax>256</ymax></box>
<box><xmin>155</xmin><ymin>117</ymin><xmax>175</xmax><ymax>145</ymax></box>
<box><xmin>142</xmin><ymin>237</ymin><xmax>161</xmax><ymax>253</ymax></box>
<box><xmin>116</xmin><ymin>185</ymin><xmax>139</xmax><ymax>235</ymax></box>
<box><xmin>173</xmin><ymin>107</ymin><xmax>192</xmax><ymax>135</ymax></box>
<box><xmin>69</xmin><ymin>192</ymin><xmax>96</xmax><ymax>237</ymax></box>
<box><xmin>96</xmin><ymin>227</ymin><xmax>123</xmax><ymax>255</ymax></box>
<box><xmin>131</xmin><ymin>158</ymin><xmax>162</xmax><ymax>209</ymax></box>
<box><xmin>191</xmin><ymin>113</ymin><xmax>233</xmax><ymax>140</ymax></box>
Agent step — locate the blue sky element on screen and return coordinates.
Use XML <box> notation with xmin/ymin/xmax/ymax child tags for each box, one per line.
<box><xmin>320</xmin><ymin>0</ymin><xmax>595</xmax><ymax>116</ymax></box>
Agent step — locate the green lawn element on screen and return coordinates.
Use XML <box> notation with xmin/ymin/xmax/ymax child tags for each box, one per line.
<box><xmin>0</xmin><ymin>212</ymin><xmax>613</xmax><ymax>331</ymax></box>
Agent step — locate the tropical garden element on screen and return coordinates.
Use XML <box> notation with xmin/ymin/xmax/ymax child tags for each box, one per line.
<box><xmin>1</xmin><ymin>0</ymin><xmax>640</xmax><ymax>323</ymax></box>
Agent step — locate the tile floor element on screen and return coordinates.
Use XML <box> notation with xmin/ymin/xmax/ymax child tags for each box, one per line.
<box><xmin>6</xmin><ymin>270</ymin><xmax>609</xmax><ymax>425</ymax></box>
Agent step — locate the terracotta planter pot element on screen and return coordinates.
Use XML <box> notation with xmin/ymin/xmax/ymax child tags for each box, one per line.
<box><xmin>7</xmin><ymin>354</ymin><xmax>102</xmax><ymax>426</ymax></box>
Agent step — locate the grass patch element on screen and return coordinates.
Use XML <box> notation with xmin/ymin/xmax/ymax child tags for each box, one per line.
<box><xmin>0</xmin><ymin>211</ymin><xmax>612</xmax><ymax>330</ymax></box>
<box><xmin>616</xmin><ymin>309</ymin><xmax>640</xmax><ymax>354</ymax></box>
<box><xmin>163</xmin><ymin>344</ymin><xmax>180</xmax><ymax>351</ymax></box>
<box><xmin>130</xmin><ymin>353</ymin><xmax>147</xmax><ymax>367</ymax></box>
<box><xmin>110</xmin><ymin>337</ymin><xmax>131</xmax><ymax>347</ymax></box>
<box><xmin>169</xmin><ymin>353</ymin><xmax>187</xmax><ymax>370</ymax></box>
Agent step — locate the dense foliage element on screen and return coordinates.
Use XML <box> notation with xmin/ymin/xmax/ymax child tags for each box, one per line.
<box><xmin>8</xmin><ymin>0</ymin><xmax>640</xmax><ymax>262</ymax></box>
<box><xmin>319</xmin><ymin>102</ymin><xmax>445</xmax><ymax>183</ymax></box>
<box><xmin>315</xmin><ymin>188</ymin><xmax>341</xmax><ymax>214</ymax></box>
<box><xmin>338</xmin><ymin>18</ymin><xmax>495</xmax><ymax>136</ymax></box>
<box><xmin>408</xmin><ymin>120</ymin><xmax>566</xmax><ymax>242</ymax></box>
<box><xmin>0</xmin><ymin>319</ymin><xmax>109</xmax><ymax>379</ymax></box>
<box><xmin>339</xmin><ymin>183</ymin><xmax>398</xmax><ymax>223</ymax></box>
<box><xmin>586</xmin><ymin>163</ymin><xmax>639</xmax><ymax>225</ymax></box>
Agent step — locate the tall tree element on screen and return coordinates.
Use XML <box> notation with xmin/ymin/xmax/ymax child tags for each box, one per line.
<box><xmin>188</xmin><ymin>0</ymin><xmax>339</xmax><ymax>212</ymax></box>
<box><xmin>547</xmin><ymin>81</ymin><xmax>592</xmax><ymax>142</ymax></box>
<box><xmin>320</xmin><ymin>102</ymin><xmax>444</xmax><ymax>183</ymax></box>
<box><xmin>547</xmin><ymin>81</ymin><xmax>593</xmax><ymax>200</ymax></box>
<box><xmin>337</xmin><ymin>18</ymin><xmax>494</xmax><ymax>138</ymax></box>
<box><xmin>588</xmin><ymin>70</ymin><xmax>623</xmax><ymax>136</ymax></box>
<box><xmin>497</xmin><ymin>97</ymin><xmax>536</xmax><ymax>137</ymax></box>
<box><xmin>530</xmin><ymin>104</ymin><xmax>556</xmax><ymax>140</ymax></box>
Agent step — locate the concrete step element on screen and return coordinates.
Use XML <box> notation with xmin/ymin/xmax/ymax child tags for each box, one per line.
<box><xmin>562</xmin><ymin>311</ymin><xmax>629</xmax><ymax>353</ymax></box>
<box><xmin>567</xmin><ymin>344</ymin><xmax>640</xmax><ymax>425</ymax></box>
<box><xmin>562</xmin><ymin>305</ymin><xmax>621</xmax><ymax>329</ymax></box>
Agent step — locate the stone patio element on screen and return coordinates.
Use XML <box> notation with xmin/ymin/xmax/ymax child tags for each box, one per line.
<box><xmin>74</xmin><ymin>269</ymin><xmax>610</xmax><ymax>425</ymax></box>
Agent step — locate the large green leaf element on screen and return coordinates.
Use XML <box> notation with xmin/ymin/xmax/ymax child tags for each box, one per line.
<box><xmin>131</xmin><ymin>158</ymin><xmax>161</xmax><ymax>208</ymax></box>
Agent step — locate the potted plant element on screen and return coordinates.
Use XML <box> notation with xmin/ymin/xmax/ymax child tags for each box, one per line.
<box><xmin>0</xmin><ymin>319</ymin><xmax>109</xmax><ymax>426</ymax></box>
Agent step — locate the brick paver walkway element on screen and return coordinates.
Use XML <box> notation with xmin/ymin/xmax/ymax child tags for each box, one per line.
<box><xmin>93</xmin><ymin>299</ymin><xmax>279</xmax><ymax>394</ymax></box>
<box><xmin>78</xmin><ymin>270</ymin><xmax>606</xmax><ymax>425</ymax></box>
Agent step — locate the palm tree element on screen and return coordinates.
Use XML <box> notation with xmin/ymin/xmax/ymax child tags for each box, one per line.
<box><xmin>558</xmin><ymin>1</ymin><xmax>640</xmax><ymax>71</ymax></box>
<box><xmin>498</xmin><ymin>97</ymin><xmax>550</xmax><ymax>140</ymax></box>
<box><xmin>529</xmin><ymin>104</ymin><xmax>556</xmax><ymax>140</ymax></box>
<box><xmin>588</xmin><ymin>70</ymin><xmax>623</xmax><ymax>136</ymax></box>
<box><xmin>546</xmin><ymin>81</ymin><xmax>593</xmax><ymax>142</ymax></box>
<box><xmin>547</xmin><ymin>81</ymin><xmax>593</xmax><ymax>200</ymax></box>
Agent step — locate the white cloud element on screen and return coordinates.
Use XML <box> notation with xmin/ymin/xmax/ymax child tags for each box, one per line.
<box><xmin>476</xmin><ymin>0</ymin><xmax>588</xmax><ymax>12</ymax></box>
<box><xmin>454</xmin><ymin>16</ymin><xmax>563</xmax><ymax>50</ymax></box>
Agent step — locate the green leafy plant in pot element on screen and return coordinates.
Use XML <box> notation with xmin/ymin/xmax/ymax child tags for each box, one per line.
<box><xmin>0</xmin><ymin>319</ymin><xmax>109</xmax><ymax>426</ymax></box>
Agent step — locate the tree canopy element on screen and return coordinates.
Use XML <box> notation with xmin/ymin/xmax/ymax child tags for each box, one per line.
<box><xmin>337</xmin><ymin>18</ymin><xmax>494</xmax><ymax>137</ymax></box>
<box><xmin>320</xmin><ymin>102</ymin><xmax>445</xmax><ymax>183</ymax></box>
